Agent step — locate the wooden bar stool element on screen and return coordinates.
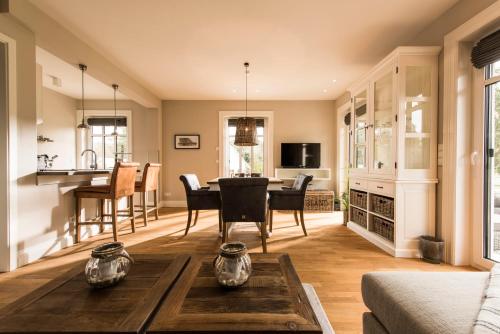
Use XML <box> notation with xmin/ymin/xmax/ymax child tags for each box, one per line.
<box><xmin>74</xmin><ymin>162</ymin><xmax>139</xmax><ymax>243</ymax></box>
<box><xmin>134</xmin><ymin>162</ymin><xmax>161</xmax><ymax>226</ymax></box>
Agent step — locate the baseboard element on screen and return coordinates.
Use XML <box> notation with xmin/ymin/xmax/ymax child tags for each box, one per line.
<box><xmin>161</xmin><ymin>200</ymin><xmax>187</xmax><ymax>208</ymax></box>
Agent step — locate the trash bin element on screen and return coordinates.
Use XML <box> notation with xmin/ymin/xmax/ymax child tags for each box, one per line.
<box><xmin>419</xmin><ymin>236</ymin><xmax>444</xmax><ymax>264</ymax></box>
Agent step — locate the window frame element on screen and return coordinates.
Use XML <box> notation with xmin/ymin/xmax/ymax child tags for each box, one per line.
<box><xmin>76</xmin><ymin>109</ymin><xmax>133</xmax><ymax>169</ymax></box>
<box><xmin>218</xmin><ymin>110</ymin><xmax>274</xmax><ymax>177</ymax></box>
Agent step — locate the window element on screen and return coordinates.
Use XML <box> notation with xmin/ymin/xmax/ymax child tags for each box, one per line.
<box><xmin>484</xmin><ymin>60</ymin><xmax>500</xmax><ymax>261</ymax></box>
<box><xmin>81</xmin><ymin>116</ymin><xmax>131</xmax><ymax>169</ymax></box>
<box><xmin>225</xmin><ymin>118</ymin><xmax>265</xmax><ymax>176</ymax></box>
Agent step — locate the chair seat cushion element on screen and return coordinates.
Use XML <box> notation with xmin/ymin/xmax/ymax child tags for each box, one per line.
<box><xmin>362</xmin><ymin>272</ymin><xmax>489</xmax><ymax>334</ymax></box>
<box><xmin>74</xmin><ymin>185</ymin><xmax>110</xmax><ymax>193</ymax></box>
<box><xmin>268</xmin><ymin>190</ymin><xmax>304</xmax><ymax>210</ymax></box>
<box><xmin>188</xmin><ymin>190</ymin><xmax>221</xmax><ymax>210</ymax></box>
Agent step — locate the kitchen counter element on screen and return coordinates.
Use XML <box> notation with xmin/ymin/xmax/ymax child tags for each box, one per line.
<box><xmin>37</xmin><ymin>169</ymin><xmax>113</xmax><ymax>176</ymax></box>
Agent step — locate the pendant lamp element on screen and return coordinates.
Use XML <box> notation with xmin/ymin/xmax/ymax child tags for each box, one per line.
<box><xmin>234</xmin><ymin>62</ymin><xmax>257</xmax><ymax>146</ymax></box>
<box><xmin>77</xmin><ymin>64</ymin><xmax>90</xmax><ymax>129</ymax></box>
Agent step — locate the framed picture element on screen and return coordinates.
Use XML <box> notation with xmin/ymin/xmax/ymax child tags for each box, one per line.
<box><xmin>175</xmin><ymin>134</ymin><xmax>200</xmax><ymax>149</ymax></box>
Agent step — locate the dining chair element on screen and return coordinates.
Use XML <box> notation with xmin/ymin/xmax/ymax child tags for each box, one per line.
<box><xmin>179</xmin><ymin>174</ymin><xmax>222</xmax><ymax>236</ymax></box>
<box><xmin>268</xmin><ymin>173</ymin><xmax>313</xmax><ymax>236</ymax></box>
<box><xmin>134</xmin><ymin>162</ymin><xmax>161</xmax><ymax>226</ymax></box>
<box><xmin>74</xmin><ymin>162</ymin><xmax>139</xmax><ymax>243</ymax></box>
<box><xmin>218</xmin><ymin>177</ymin><xmax>269</xmax><ymax>253</ymax></box>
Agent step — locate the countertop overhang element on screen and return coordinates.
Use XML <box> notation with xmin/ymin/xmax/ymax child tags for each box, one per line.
<box><xmin>37</xmin><ymin>169</ymin><xmax>113</xmax><ymax>176</ymax></box>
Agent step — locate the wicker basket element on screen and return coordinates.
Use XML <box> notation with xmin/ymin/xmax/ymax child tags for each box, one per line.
<box><xmin>304</xmin><ymin>190</ymin><xmax>334</xmax><ymax>212</ymax></box>
<box><xmin>371</xmin><ymin>194</ymin><xmax>394</xmax><ymax>219</ymax></box>
<box><xmin>372</xmin><ymin>216</ymin><xmax>394</xmax><ymax>242</ymax></box>
<box><xmin>350</xmin><ymin>207</ymin><xmax>367</xmax><ymax>228</ymax></box>
<box><xmin>350</xmin><ymin>190</ymin><xmax>367</xmax><ymax>209</ymax></box>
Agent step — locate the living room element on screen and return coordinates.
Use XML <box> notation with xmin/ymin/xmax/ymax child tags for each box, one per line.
<box><xmin>0</xmin><ymin>0</ymin><xmax>499</xmax><ymax>333</ymax></box>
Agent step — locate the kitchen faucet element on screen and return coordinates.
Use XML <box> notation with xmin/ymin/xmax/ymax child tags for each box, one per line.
<box><xmin>81</xmin><ymin>149</ymin><xmax>97</xmax><ymax>170</ymax></box>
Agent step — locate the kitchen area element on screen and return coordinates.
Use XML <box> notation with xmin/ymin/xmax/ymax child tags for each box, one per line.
<box><xmin>23</xmin><ymin>46</ymin><xmax>161</xmax><ymax>266</ymax></box>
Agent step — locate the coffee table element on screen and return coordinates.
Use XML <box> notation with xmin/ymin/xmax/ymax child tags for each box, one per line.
<box><xmin>147</xmin><ymin>253</ymin><xmax>323</xmax><ymax>333</ymax></box>
<box><xmin>0</xmin><ymin>254</ymin><xmax>190</xmax><ymax>334</ymax></box>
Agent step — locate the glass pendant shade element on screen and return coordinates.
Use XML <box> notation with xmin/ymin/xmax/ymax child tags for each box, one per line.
<box><xmin>234</xmin><ymin>117</ymin><xmax>257</xmax><ymax>146</ymax></box>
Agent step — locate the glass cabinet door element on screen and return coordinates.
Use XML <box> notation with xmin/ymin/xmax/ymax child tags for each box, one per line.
<box><xmin>373</xmin><ymin>72</ymin><xmax>393</xmax><ymax>173</ymax></box>
<box><xmin>353</xmin><ymin>89</ymin><xmax>368</xmax><ymax>170</ymax></box>
<box><xmin>404</xmin><ymin>65</ymin><xmax>432</xmax><ymax>169</ymax></box>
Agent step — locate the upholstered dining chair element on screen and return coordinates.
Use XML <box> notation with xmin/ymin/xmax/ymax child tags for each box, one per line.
<box><xmin>179</xmin><ymin>174</ymin><xmax>222</xmax><ymax>236</ymax></box>
<box><xmin>218</xmin><ymin>177</ymin><xmax>269</xmax><ymax>253</ymax></box>
<box><xmin>268</xmin><ymin>174</ymin><xmax>313</xmax><ymax>236</ymax></box>
<box><xmin>134</xmin><ymin>163</ymin><xmax>161</xmax><ymax>226</ymax></box>
<box><xmin>74</xmin><ymin>162</ymin><xmax>139</xmax><ymax>243</ymax></box>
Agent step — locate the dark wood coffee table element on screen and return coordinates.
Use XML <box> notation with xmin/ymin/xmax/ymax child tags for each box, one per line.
<box><xmin>0</xmin><ymin>254</ymin><xmax>190</xmax><ymax>334</ymax></box>
<box><xmin>147</xmin><ymin>253</ymin><xmax>322</xmax><ymax>333</ymax></box>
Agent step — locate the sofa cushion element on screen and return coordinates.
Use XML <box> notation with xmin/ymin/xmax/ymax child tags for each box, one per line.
<box><xmin>362</xmin><ymin>272</ymin><xmax>489</xmax><ymax>334</ymax></box>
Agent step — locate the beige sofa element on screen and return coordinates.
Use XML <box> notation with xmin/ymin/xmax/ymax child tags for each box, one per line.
<box><xmin>362</xmin><ymin>271</ymin><xmax>489</xmax><ymax>334</ymax></box>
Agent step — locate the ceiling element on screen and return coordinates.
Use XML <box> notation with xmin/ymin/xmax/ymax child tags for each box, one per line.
<box><xmin>36</xmin><ymin>47</ymin><xmax>128</xmax><ymax>100</ymax></box>
<box><xmin>31</xmin><ymin>0</ymin><xmax>458</xmax><ymax>100</ymax></box>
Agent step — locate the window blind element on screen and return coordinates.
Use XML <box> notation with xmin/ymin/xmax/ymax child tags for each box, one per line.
<box><xmin>87</xmin><ymin>117</ymin><xmax>127</xmax><ymax>126</ymax></box>
<box><xmin>228</xmin><ymin>118</ymin><xmax>265</xmax><ymax>127</ymax></box>
<box><xmin>471</xmin><ymin>29</ymin><xmax>500</xmax><ymax>69</ymax></box>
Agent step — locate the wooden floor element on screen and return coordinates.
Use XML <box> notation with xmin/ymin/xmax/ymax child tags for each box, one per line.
<box><xmin>0</xmin><ymin>208</ymin><xmax>476</xmax><ymax>333</ymax></box>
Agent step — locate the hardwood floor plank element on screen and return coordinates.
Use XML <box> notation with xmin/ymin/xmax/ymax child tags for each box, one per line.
<box><xmin>0</xmin><ymin>208</ymin><xmax>476</xmax><ymax>333</ymax></box>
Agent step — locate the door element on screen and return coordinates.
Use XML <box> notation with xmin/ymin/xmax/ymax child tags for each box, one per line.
<box><xmin>371</xmin><ymin>65</ymin><xmax>395</xmax><ymax>176</ymax></box>
<box><xmin>337</xmin><ymin>103</ymin><xmax>351</xmax><ymax>196</ymax></box>
<box><xmin>351</xmin><ymin>86</ymin><xmax>369</xmax><ymax>175</ymax></box>
<box><xmin>482</xmin><ymin>60</ymin><xmax>500</xmax><ymax>263</ymax></box>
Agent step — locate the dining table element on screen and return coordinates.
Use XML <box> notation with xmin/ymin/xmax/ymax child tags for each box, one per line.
<box><xmin>207</xmin><ymin>176</ymin><xmax>285</xmax><ymax>191</ymax></box>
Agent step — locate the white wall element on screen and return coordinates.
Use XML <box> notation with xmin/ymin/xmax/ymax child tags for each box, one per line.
<box><xmin>37</xmin><ymin>87</ymin><xmax>77</xmax><ymax>169</ymax></box>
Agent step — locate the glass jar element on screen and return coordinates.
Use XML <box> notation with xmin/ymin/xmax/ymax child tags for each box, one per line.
<box><xmin>85</xmin><ymin>242</ymin><xmax>133</xmax><ymax>288</ymax></box>
<box><xmin>213</xmin><ymin>242</ymin><xmax>252</xmax><ymax>288</ymax></box>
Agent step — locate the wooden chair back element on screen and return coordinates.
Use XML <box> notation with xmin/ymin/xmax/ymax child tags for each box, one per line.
<box><xmin>139</xmin><ymin>163</ymin><xmax>161</xmax><ymax>191</ymax></box>
<box><xmin>110</xmin><ymin>162</ymin><xmax>139</xmax><ymax>198</ymax></box>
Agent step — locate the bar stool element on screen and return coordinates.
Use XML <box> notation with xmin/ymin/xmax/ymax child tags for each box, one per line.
<box><xmin>74</xmin><ymin>162</ymin><xmax>139</xmax><ymax>243</ymax></box>
<box><xmin>134</xmin><ymin>162</ymin><xmax>161</xmax><ymax>226</ymax></box>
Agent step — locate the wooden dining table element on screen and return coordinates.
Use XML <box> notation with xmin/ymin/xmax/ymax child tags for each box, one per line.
<box><xmin>207</xmin><ymin>177</ymin><xmax>284</xmax><ymax>191</ymax></box>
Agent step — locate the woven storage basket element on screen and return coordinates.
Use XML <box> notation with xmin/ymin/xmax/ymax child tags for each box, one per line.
<box><xmin>371</xmin><ymin>194</ymin><xmax>394</xmax><ymax>219</ymax></box>
<box><xmin>350</xmin><ymin>206</ymin><xmax>367</xmax><ymax>228</ymax></box>
<box><xmin>350</xmin><ymin>190</ymin><xmax>367</xmax><ymax>209</ymax></box>
<box><xmin>304</xmin><ymin>190</ymin><xmax>334</xmax><ymax>212</ymax></box>
<box><xmin>372</xmin><ymin>216</ymin><xmax>394</xmax><ymax>242</ymax></box>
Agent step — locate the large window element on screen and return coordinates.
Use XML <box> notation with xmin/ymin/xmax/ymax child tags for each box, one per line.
<box><xmin>84</xmin><ymin>117</ymin><xmax>130</xmax><ymax>169</ymax></box>
<box><xmin>225</xmin><ymin>118</ymin><xmax>265</xmax><ymax>176</ymax></box>
<box><xmin>484</xmin><ymin>60</ymin><xmax>500</xmax><ymax>261</ymax></box>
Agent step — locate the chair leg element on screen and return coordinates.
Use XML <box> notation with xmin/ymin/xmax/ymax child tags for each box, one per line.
<box><xmin>142</xmin><ymin>191</ymin><xmax>148</xmax><ymax>227</ymax></box>
<box><xmin>99</xmin><ymin>199</ymin><xmax>105</xmax><ymax>233</ymax></box>
<box><xmin>193</xmin><ymin>210</ymin><xmax>199</xmax><ymax>226</ymax></box>
<box><xmin>130</xmin><ymin>195</ymin><xmax>136</xmax><ymax>233</ymax></box>
<box><xmin>75</xmin><ymin>197</ymin><xmax>81</xmax><ymax>243</ymax></box>
<box><xmin>222</xmin><ymin>220</ymin><xmax>228</xmax><ymax>243</ymax></box>
<box><xmin>218</xmin><ymin>210</ymin><xmax>222</xmax><ymax>233</ymax></box>
<box><xmin>153</xmin><ymin>190</ymin><xmax>159</xmax><ymax>220</ymax></box>
<box><xmin>299</xmin><ymin>210</ymin><xmax>307</xmax><ymax>236</ymax></box>
<box><xmin>111</xmin><ymin>199</ymin><xmax>118</xmax><ymax>242</ymax></box>
<box><xmin>260</xmin><ymin>221</ymin><xmax>267</xmax><ymax>253</ymax></box>
<box><xmin>184</xmin><ymin>210</ymin><xmax>193</xmax><ymax>236</ymax></box>
<box><xmin>294</xmin><ymin>210</ymin><xmax>300</xmax><ymax>226</ymax></box>
<box><xmin>269</xmin><ymin>210</ymin><xmax>274</xmax><ymax>233</ymax></box>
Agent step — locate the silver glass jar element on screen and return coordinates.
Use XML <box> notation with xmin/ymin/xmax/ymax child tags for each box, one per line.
<box><xmin>213</xmin><ymin>242</ymin><xmax>252</xmax><ymax>288</ymax></box>
<box><xmin>85</xmin><ymin>242</ymin><xmax>133</xmax><ymax>288</ymax></box>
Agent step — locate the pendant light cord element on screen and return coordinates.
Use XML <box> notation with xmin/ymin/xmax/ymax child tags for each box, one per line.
<box><xmin>245</xmin><ymin>62</ymin><xmax>249</xmax><ymax>118</ymax></box>
<box><xmin>81</xmin><ymin>65</ymin><xmax>85</xmax><ymax>123</ymax></box>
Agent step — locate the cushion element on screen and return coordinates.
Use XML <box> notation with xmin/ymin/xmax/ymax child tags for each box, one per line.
<box><xmin>362</xmin><ymin>272</ymin><xmax>489</xmax><ymax>334</ymax></box>
<box><xmin>74</xmin><ymin>185</ymin><xmax>110</xmax><ymax>193</ymax></box>
<box><xmin>473</xmin><ymin>264</ymin><xmax>500</xmax><ymax>334</ymax></box>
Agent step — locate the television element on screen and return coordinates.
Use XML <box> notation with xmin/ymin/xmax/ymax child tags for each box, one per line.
<box><xmin>281</xmin><ymin>143</ymin><xmax>320</xmax><ymax>168</ymax></box>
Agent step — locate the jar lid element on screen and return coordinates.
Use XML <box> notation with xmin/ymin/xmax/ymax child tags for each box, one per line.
<box><xmin>219</xmin><ymin>241</ymin><xmax>248</xmax><ymax>258</ymax></box>
<box><xmin>91</xmin><ymin>242</ymin><xmax>124</xmax><ymax>259</ymax></box>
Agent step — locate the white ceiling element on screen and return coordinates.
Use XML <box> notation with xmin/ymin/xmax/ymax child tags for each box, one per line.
<box><xmin>36</xmin><ymin>47</ymin><xmax>128</xmax><ymax>100</ymax></box>
<box><xmin>31</xmin><ymin>0</ymin><xmax>458</xmax><ymax>100</ymax></box>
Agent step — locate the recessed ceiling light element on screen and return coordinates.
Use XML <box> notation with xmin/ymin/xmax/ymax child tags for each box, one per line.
<box><xmin>255</xmin><ymin>89</ymin><xmax>260</xmax><ymax>93</ymax></box>
<box><xmin>332</xmin><ymin>79</ymin><xmax>337</xmax><ymax>83</ymax></box>
<box><xmin>232</xmin><ymin>88</ymin><xmax>237</xmax><ymax>93</ymax></box>
<box><xmin>323</xmin><ymin>89</ymin><xmax>328</xmax><ymax>93</ymax></box>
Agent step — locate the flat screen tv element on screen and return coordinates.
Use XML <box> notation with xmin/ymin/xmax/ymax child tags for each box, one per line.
<box><xmin>281</xmin><ymin>143</ymin><xmax>320</xmax><ymax>168</ymax></box>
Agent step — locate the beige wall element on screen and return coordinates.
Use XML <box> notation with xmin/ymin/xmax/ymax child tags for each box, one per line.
<box><xmin>37</xmin><ymin>87</ymin><xmax>77</xmax><ymax>169</ymax></box>
<box><xmin>162</xmin><ymin>100</ymin><xmax>336</xmax><ymax>203</ymax></box>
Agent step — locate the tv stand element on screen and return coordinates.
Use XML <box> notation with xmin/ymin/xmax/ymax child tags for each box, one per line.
<box><xmin>275</xmin><ymin>168</ymin><xmax>331</xmax><ymax>181</ymax></box>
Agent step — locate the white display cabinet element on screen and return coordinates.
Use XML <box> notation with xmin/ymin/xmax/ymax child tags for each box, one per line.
<box><xmin>346</xmin><ymin>46</ymin><xmax>440</xmax><ymax>257</ymax></box>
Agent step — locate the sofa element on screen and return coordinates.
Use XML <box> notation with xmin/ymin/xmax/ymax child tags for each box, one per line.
<box><xmin>361</xmin><ymin>271</ymin><xmax>490</xmax><ymax>334</ymax></box>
